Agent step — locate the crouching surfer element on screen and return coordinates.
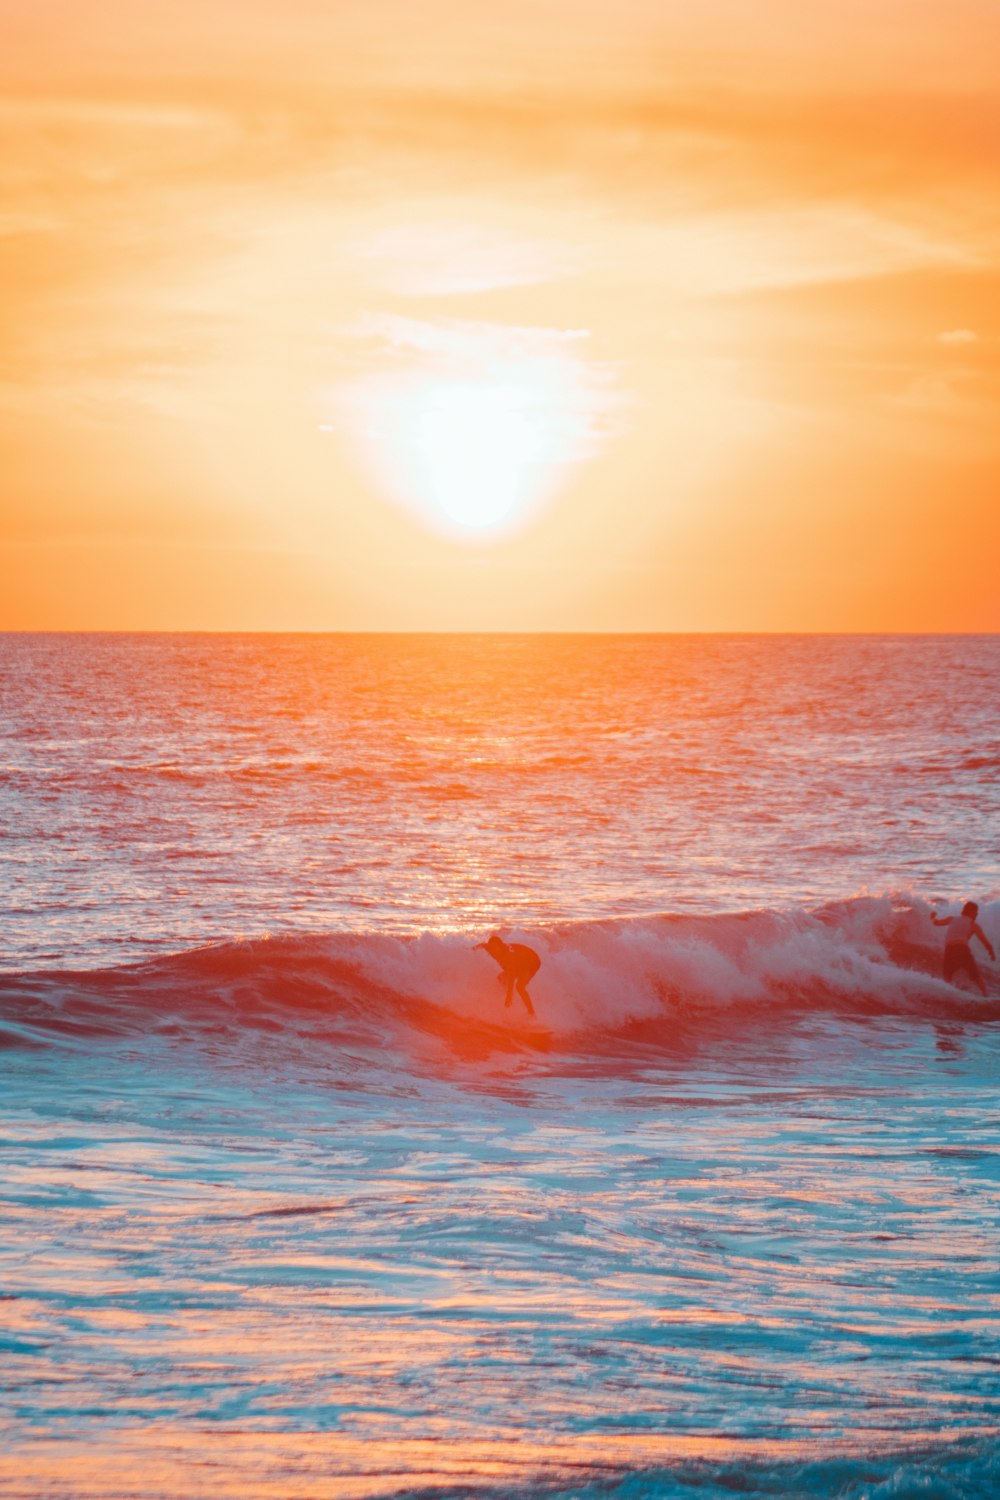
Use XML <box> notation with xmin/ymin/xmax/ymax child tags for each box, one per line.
<box><xmin>475</xmin><ymin>934</ymin><xmax>540</xmax><ymax>1017</ymax></box>
<box><xmin>931</xmin><ymin>902</ymin><xmax>995</xmax><ymax>996</ymax></box>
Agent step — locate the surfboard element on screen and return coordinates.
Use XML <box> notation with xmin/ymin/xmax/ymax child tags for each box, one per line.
<box><xmin>503</xmin><ymin>1024</ymin><xmax>553</xmax><ymax>1050</ymax></box>
<box><xmin>463</xmin><ymin>1018</ymin><xmax>553</xmax><ymax>1052</ymax></box>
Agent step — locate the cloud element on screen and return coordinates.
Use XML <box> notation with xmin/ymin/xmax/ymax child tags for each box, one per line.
<box><xmin>349</xmin><ymin>313</ymin><xmax>591</xmax><ymax>360</ymax></box>
<box><xmin>937</xmin><ymin>328</ymin><xmax>978</xmax><ymax>345</ymax></box>
<box><xmin>353</xmin><ymin>220</ymin><xmax>581</xmax><ymax>296</ymax></box>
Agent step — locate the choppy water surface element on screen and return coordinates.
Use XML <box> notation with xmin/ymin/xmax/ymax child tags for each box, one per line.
<box><xmin>2</xmin><ymin>632</ymin><xmax>998</xmax><ymax>966</ymax></box>
<box><xmin>1</xmin><ymin>634</ymin><xmax>999</xmax><ymax>1498</ymax></box>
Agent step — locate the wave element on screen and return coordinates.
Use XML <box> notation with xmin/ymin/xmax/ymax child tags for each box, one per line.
<box><xmin>476</xmin><ymin>1435</ymin><xmax>1000</xmax><ymax>1500</ymax></box>
<box><xmin>2</xmin><ymin>895</ymin><xmax>998</xmax><ymax>1055</ymax></box>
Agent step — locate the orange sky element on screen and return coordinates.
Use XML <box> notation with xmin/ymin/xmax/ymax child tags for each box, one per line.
<box><xmin>2</xmin><ymin>0</ymin><xmax>998</xmax><ymax>629</ymax></box>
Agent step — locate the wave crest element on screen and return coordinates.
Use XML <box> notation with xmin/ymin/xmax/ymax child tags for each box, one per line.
<box><xmin>2</xmin><ymin>895</ymin><xmax>997</xmax><ymax>1053</ymax></box>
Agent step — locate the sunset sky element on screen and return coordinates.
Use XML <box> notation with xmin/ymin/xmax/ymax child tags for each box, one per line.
<box><xmin>2</xmin><ymin>0</ymin><xmax>998</xmax><ymax>630</ymax></box>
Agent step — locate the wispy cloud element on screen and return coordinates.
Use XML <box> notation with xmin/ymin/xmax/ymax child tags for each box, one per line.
<box><xmin>349</xmin><ymin>313</ymin><xmax>592</xmax><ymax>358</ymax></box>
<box><xmin>353</xmin><ymin>220</ymin><xmax>581</xmax><ymax>296</ymax></box>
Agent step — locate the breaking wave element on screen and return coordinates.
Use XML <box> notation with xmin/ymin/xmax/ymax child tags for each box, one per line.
<box><xmin>2</xmin><ymin>894</ymin><xmax>997</xmax><ymax>1056</ymax></box>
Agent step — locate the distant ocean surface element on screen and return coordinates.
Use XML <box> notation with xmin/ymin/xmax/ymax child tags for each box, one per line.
<box><xmin>2</xmin><ymin>633</ymin><xmax>999</xmax><ymax>1499</ymax></box>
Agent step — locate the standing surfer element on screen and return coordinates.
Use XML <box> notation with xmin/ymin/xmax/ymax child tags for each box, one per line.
<box><xmin>931</xmin><ymin>902</ymin><xmax>995</xmax><ymax>996</ymax></box>
<box><xmin>475</xmin><ymin>934</ymin><xmax>540</xmax><ymax>1017</ymax></box>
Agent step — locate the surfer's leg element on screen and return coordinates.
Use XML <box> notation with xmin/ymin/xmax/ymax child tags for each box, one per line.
<box><xmin>504</xmin><ymin>977</ymin><xmax>515</xmax><ymax>1008</ymax></box>
<box><xmin>946</xmin><ymin>946</ymin><xmax>986</xmax><ymax>996</ymax></box>
<box><xmin>956</xmin><ymin>948</ymin><xmax>985</xmax><ymax>995</ymax></box>
<box><xmin>516</xmin><ymin>981</ymin><xmax>536</xmax><ymax>1017</ymax></box>
<box><xmin>967</xmin><ymin>953</ymin><xmax>987</xmax><ymax>996</ymax></box>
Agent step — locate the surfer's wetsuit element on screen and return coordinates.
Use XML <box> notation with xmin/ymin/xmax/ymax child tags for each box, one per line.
<box><xmin>505</xmin><ymin>943</ymin><xmax>541</xmax><ymax>985</ymax></box>
<box><xmin>933</xmin><ymin>908</ymin><xmax>995</xmax><ymax>995</ymax></box>
<box><xmin>478</xmin><ymin>936</ymin><xmax>540</xmax><ymax>1017</ymax></box>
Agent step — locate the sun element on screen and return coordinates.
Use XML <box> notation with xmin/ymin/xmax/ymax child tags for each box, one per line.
<box><xmin>335</xmin><ymin>318</ymin><xmax>614</xmax><ymax>538</ymax></box>
<box><xmin>383</xmin><ymin>366</ymin><xmax>568</xmax><ymax>532</ymax></box>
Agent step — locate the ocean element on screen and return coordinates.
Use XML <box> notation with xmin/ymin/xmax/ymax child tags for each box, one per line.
<box><xmin>2</xmin><ymin>632</ymin><xmax>999</xmax><ymax>1499</ymax></box>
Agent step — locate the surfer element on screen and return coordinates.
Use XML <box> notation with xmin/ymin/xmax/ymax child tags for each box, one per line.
<box><xmin>931</xmin><ymin>902</ymin><xmax>995</xmax><ymax>996</ymax></box>
<box><xmin>475</xmin><ymin>934</ymin><xmax>540</xmax><ymax>1017</ymax></box>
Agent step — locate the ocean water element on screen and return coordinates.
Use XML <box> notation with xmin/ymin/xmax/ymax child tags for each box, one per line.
<box><xmin>2</xmin><ymin>632</ymin><xmax>999</xmax><ymax>1499</ymax></box>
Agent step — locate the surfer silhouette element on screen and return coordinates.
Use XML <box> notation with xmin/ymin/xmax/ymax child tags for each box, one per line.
<box><xmin>931</xmin><ymin>902</ymin><xmax>995</xmax><ymax>996</ymax></box>
<box><xmin>475</xmin><ymin>934</ymin><xmax>540</xmax><ymax>1017</ymax></box>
